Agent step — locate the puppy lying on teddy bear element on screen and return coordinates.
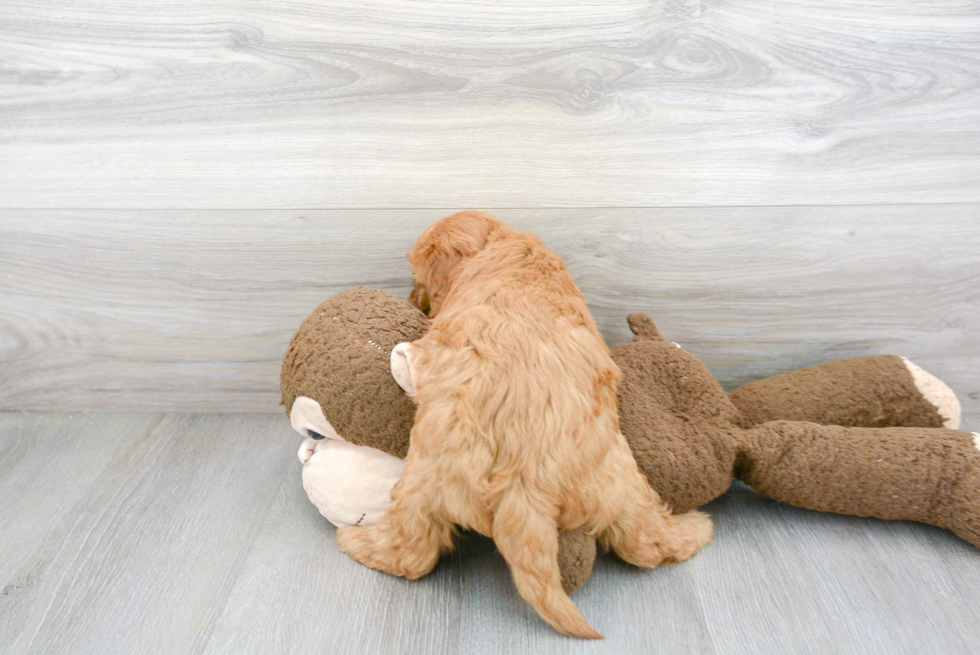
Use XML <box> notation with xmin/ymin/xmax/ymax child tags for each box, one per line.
<box><xmin>281</xmin><ymin>215</ymin><xmax>978</xmax><ymax>637</ymax></box>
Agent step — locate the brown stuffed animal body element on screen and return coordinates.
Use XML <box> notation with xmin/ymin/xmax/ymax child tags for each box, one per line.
<box><xmin>619</xmin><ymin>313</ymin><xmax>978</xmax><ymax>549</ymax></box>
<box><xmin>282</xmin><ymin>289</ymin><xmax>978</xmax><ymax>597</ymax></box>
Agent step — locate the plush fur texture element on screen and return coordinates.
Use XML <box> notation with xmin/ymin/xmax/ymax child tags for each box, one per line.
<box><xmin>729</xmin><ymin>355</ymin><xmax>953</xmax><ymax>430</ymax></box>
<box><xmin>280</xmin><ymin>288</ymin><xmax>430</xmax><ymax>458</ymax></box>
<box><xmin>335</xmin><ymin>212</ymin><xmax>713</xmax><ymax>639</ymax></box>
<box><xmin>616</xmin><ymin>313</ymin><xmax>980</xmax><ymax>549</ymax></box>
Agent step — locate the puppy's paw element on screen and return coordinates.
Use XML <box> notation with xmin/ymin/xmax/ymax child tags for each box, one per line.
<box><xmin>337</xmin><ymin>524</ymin><xmax>439</xmax><ymax>580</ymax></box>
<box><xmin>336</xmin><ymin>525</ymin><xmax>401</xmax><ymax>576</ymax></box>
<box><xmin>662</xmin><ymin>510</ymin><xmax>713</xmax><ymax>564</ymax></box>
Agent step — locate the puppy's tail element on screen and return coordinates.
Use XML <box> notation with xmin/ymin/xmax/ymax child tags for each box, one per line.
<box><xmin>492</xmin><ymin>488</ymin><xmax>602</xmax><ymax>639</ymax></box>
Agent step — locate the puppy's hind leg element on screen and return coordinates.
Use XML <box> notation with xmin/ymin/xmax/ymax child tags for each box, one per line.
<box><xmin>492</xmin><ymin>486</ymin><xmax>602</xmax><ymax>639</ymax></box>
<box><xmin>598</xmin><ymin>447</ymin><xmax>713</xmax><ymax>568</ymax></box>
<box><xmin>337</xmin><ymin>452</ymin><xmax>453</xmax><ymax>580</ymax></box>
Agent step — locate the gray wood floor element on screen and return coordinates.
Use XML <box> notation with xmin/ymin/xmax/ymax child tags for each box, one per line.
<box><xmin>2</xmin><ymin>411</ymin><xmax>979</xmax><ymax>654</ymax></box>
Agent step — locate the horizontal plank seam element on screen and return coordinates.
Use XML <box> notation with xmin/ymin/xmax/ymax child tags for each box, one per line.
<box><xmin>2</xmin><ymin>201</ymin><xmax>979</xmax><ymax>211</ymax></box>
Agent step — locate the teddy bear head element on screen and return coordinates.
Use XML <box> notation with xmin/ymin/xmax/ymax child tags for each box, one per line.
<box><xmin>280</xmin><ymin>288</ymin><xmax>430</xmax><ymax>528</ymax></box>
<box><xmin>281</xmin><ymin>288</ymin><xmax>430</xmax><ymax>457</ymax></box>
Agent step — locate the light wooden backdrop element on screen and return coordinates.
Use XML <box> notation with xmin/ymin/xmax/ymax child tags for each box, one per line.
<box><xmin>1</xmin><ymin>0</ymin><xmax>978</xmax><ymax>412</ymax></box>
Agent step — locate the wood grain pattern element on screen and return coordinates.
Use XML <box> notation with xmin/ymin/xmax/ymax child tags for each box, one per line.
<box><xmin>2</xmin><ymin>412</ymin><xmax>978</xmax><ymax>654</ymax></box>
<box><xmin>2</xmin><ymin>0</ymin><xmax>979</xmax><ymax>208</ymax></box>
<box><xmin>0</xmin><ymin>411</ymin><xmax>162</xmax><ymax>643</ymax></box>
<box><xmin>202</xmin><ymin>452</ymin><xmax>466</xmax><ymax>655</ymax></box>
<box><xmin>0</xmin><ymin>412</ymin><xmax>294</xmax><ymax>654</ymax></box>
<box><xmin>3</xmin><ymin>0</ymin><xmax>977</xmax><ymax>648</ymax></box>
<box><xmin>2</xmin><ymin>207</ymin><xmax>977</xmax><ymax>412</ymax></box>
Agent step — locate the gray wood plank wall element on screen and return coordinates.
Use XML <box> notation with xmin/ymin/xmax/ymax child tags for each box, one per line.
<box><xmin>2</xmin><ymin>208</ymin><xmax>977</xmax><ymax>412</ymax></box>
<box><xmin>2</xmin><ymin>0</ymin><xmax>980</xmax><ymax>208</ymax></box>
<box><xmin>1</xmin><ymin>1</ymin><xmax>978</xmax><ymax>412</ymax></box>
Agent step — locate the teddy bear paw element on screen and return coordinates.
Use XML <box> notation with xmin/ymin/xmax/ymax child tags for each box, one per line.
<box><xmin>901</xmin><ymin>357</ymin><xmax>961</xmax><ymax>429</ymax></box>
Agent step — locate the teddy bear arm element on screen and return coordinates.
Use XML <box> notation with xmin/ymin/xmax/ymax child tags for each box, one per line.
<box><xmin>729</xmin><ymin>355</ymin><xmax>960</xmax><ymax>430</ymax></box>
<box><xmin>736</xmin><ymin>421</ymin><xmax>980</xmax><ymax>548</ymax></box>
<box><xmin>631</xmin><ymin>441</ymin><xmax>736</xmax><ymax>514</ymax></box>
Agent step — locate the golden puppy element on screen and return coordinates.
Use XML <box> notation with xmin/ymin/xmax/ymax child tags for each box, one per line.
<box><xmin>337</xmin><ymin>211</ymin><xmax>712</xmax><ymax>638</ymax></box>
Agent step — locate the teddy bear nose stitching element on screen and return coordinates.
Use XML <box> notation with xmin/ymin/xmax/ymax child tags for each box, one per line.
<box><xmin>307</xmin><ymin>429</ymin><xmax>326</xmax><ymax>440</ymax></box>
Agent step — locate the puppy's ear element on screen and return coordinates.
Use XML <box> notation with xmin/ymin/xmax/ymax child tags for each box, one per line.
<box><xmin>409</xmin><ymin>282</ymin><xmax>431</xmax><ymax>314</ymax></box>
<box><xmin>418</xmin><ymin>243</ymin><xmax>466</xmax><ymax>296</ymax></box>
<box><xmin>409</xmin><ymin>211</ymin><xmax>504</xmax><ymax>312</ymax></box>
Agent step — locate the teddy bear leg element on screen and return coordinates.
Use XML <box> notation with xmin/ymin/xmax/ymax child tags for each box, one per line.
<box><xmin>737</xmin><ymin>421</ymin><xmax>980</xmax><ymax>548</ymax></box>
<box><xmin>596</xmin><ymin>443</ymin><xmax>713</xmax><ymax>568</ymax></box>
<box><xmin>557</xmin><ymin>529</ymin><xmax>596</xmax><ymax>595</ymax></box>
<box><xmin>946</xmin><ymin>443</ymin><xmax>980</xmax><ymax>547</ymax></box>
<box><xmin>730</xmin><ymin>355</ymin><xmax>960</xmax><ymax>429</ymax></box>
<box><xmin>336</xmin><ymin>454</ymin><xmax>454</xmax><ymax>580</ymax></box>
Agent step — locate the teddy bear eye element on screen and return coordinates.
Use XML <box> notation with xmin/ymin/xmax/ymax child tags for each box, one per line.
<box><xmin>307</xmin><ymin>429</ymin><xmax>326</xmax><ymax>440</ymax></box>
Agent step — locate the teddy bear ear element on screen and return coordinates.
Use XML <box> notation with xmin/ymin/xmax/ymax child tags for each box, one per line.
<box><xmin>627</xmin><ymin>313</ymin><xmax>664</xmax><ymax>342</ymax></box>
<box><xmin>390</xmin><ymin>342</ymin><xmax>420</xmax><ymax>397</ymax></box>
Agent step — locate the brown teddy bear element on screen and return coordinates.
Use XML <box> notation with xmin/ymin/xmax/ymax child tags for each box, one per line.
<box><xmin>614</xmin><ymin>313</ymin><xmax>975</xmax><ymax>539</ymax></box>
<box><xmin>281</xmin><ymin>288</ymin><xmax>978</xmax><ymax>592</ymax></box>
